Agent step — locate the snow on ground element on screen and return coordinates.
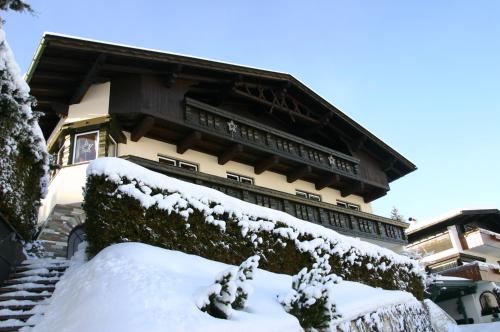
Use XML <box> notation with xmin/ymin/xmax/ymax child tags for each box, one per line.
<box><xmin>29</xmin><ymin>243</ymin><xmax>422</xmax><ymax>332</ymax></box>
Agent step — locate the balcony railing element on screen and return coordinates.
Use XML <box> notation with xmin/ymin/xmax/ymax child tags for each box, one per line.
<box><xmin>184</xmin><ymin>98</ymin><xmax>361</xmax><ymax>180</ymax></box>
<box><xmin>122</xmin><ymin>155</ymin><xmax>407</xmax><ymax>245</ymax></box>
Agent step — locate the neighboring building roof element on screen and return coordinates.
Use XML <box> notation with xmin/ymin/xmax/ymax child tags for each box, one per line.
<box><xmin>26</xmin><ymin>33</ymin><xmax>416</xmax><ymax>182</ymax></box>
<box><xmin>407</xmin><ymin>209</ymin><xmax>500</xmax><ymax>237</ymax></box>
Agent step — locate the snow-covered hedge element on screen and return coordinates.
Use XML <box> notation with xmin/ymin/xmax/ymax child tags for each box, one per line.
<box><xmin>0</xmin><ymin>28</ymin><xmax>49</xmax><ymax>239</ymax></box>
<box><xmin>83</xmin><ymin>158</ymin><xmax>425</xmax><ymax>299</ymax></box>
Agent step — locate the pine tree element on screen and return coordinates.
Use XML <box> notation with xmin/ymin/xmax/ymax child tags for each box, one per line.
<box><xmin>0</xmin><ymin>0</ymin><xmax>33</xmax><ymax>13</ymax></box>
<box><xmin>0</xmin><ymin>24</ymin><xmax>49</xmax><ymax>238</ymax></box>
<box><xmin>196</xmin><ymin>267</ymin><xmax>238</xmax><ymax>319</ymax></box>
<box><xmin>278</xmin><ymin>255</ymin><xmax>341</xmax><ymax>330</ymax></box>
<box><xmin>233</xmin><ymin>255</ymin><xmax>259</xmax><ymax>310</ymax></box>
<box><xmin>390</xmin><ymin>206</ymin><xmax>405</xmax><ymax>222</ymax></box>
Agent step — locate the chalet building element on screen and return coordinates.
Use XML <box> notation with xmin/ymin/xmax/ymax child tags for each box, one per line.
<box><xmin>28</xmin><ymin>33</ymin><xmax>416</xmax><ymax>258</ymax></box>
<box><xmin>407</xmin><ymin>209</ymin><xmax>500</xmax><ymax>324</ymax></box>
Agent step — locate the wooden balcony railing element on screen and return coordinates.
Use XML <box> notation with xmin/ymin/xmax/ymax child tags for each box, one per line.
<box><xmin>123</xmin><ymin>155</ymin><xmax>407</xmax><ymax>245</ymax></box>
<box><xmin>184</xmin><ymin>98</ymin><xmax>360</xmax><ymax>180</ymax></box>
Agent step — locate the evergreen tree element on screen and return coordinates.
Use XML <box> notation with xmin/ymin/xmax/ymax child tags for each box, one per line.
<box><xmin>0</xmin><ymin>0</ymin><xmax>33</xmax><ymax>13</ymax></box>
<box><xmin>278</xmin><ymin>255</ymin><xmax>341</xmax><ymax>330</ymax></box>
<box><xmin>196</xmin><ymin>267</ymin><xmax>238</xmax><ymax>319</ymax></box>
<box><xmin>390</xmin><ymin>206</ymin><xmax>405</xmax><ymax>222</ymax></box>
<box><xmin>233</xmin><ymin>255</ymin><xmax>259</xmax><ymax>310</ymax></box>
<box><xmin>0</xmin><ymin>24</ymin><xmax>49</xmax><ymax>238</ymax></box>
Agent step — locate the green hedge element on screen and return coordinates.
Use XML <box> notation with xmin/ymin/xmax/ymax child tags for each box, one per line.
<box><xmin>83</xmin><ymin>173</ymin><xmax>425</xmax><ymax>299</ymax></box>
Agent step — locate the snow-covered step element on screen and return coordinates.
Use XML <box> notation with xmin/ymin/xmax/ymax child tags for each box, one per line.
<box><xmin>20</xmin><ymin>258</ymin><xmax>67</xmax><ymax>265</ymax></box>
<box><xmin>0</xmin><ymin>318</ymin><xmax>32</xmax><ymax>331</ymax></box>
<box><xmin>0</xmin><ymin>290</ymin><xmax>51</xmax><ymax>302</ymax></box>
<box><xmin>3</xmin><ymin>279</ymin><xmax>59</xmax><ymax>286</ymax></box>
<box><xmin>0</xmin><ymin>258</ymin><xmax>69</xmax><ymax>331</ymax></box>
<box><xmin>0</xmin><ymin>285</ymin><xmax>55</xmax><ymax>294</ymax></box>
<box><xmin>12</xmin><ymin>265</ymin><xmax>67</xmax><ymax>274</ymax></box>
<box><xmin>9</xmin><ymin>271</ymin><xmax>64</xmax><ymax>279</ymax></box>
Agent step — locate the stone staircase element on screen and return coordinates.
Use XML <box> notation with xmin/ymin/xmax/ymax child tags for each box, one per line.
<box><xmin>0</xmin><ymin>258</ymin><xmax>69</xmax><ymax>331</ymax></box>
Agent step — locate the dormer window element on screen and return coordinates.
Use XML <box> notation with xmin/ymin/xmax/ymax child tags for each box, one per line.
<box><xmin>73</xmin><ymin>131</ymin><xmax>98</xmax><ymax>164</ymax></box>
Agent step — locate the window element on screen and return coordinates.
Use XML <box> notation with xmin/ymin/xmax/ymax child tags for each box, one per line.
<box><xmin>296</xmin><ymin>190</ymin><xmax>322</xmax><ymax>202</ymax></box>
<box><xmin>226</xmin><ymin>173</ymin><xmax>254</xmax><ymax>185</ymax></box>
<box><xmin>51</xmin><ymin>144</ymin><xmax>65</xmax><ymax>178</ymax></box>
<box><xmin>158</xmin><ymin>157</ymin><xmax>177</xmax><ymax>167</ymax></box>
<box><xmin>179</xmin><ymin>161</ymin><xmax>198</xmax><ymax>172</ymax></box>
<box><xmin>73</xmin><ymin>131</ymin><xmax>98</xmax><ymax>164</ymax></box>
<box><xmin>107</xmin><ymin>136</ymin><xmax>118</xmax><ymax>157</ymax></box>
<box><xmin>337</xmin><ymin>200</ymin><xmax>360</xmax><ymax>211</ymax></box>
<box><xmin>158</xmin><ymin>156</ymin><xmax>198</xmax><ymax>171</ymax></box>
<box><xmin>480</xmin><ymin>291</ymin><xmax>500</xmax><ymax>316</ymax></box>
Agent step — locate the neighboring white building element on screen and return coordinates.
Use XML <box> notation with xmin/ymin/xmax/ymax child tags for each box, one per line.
<box><xmin>407</xmin><ymin>209</ymin><xmax>500</xmax><ymax>324</ymax></box>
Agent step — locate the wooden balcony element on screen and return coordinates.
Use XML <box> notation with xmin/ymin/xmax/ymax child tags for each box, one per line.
<box><xmin>175</xmin><ymin>98</ymin><xmax>388</xmax><ymax>202</ymax></box>
<box><xmin>122</xmin><ymin>155</ymin><xmax>408</xmax><ymax>245</ymax></box>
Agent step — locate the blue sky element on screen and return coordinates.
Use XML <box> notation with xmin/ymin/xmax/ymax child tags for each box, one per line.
<box><xmin>3</xmin><ymin>1</ymin><xmax>499</xmax><ymax>221</ymax></box>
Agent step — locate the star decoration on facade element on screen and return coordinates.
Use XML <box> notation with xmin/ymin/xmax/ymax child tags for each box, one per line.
<box><xmin>227</xmin><ymin>120</ymin><xmax>238</xmax><ymax>135</ymax></box>
<box><xmin>328</xmin><ymin>155</ymin><xmax>336</xmax><ymax>166</ymax></box>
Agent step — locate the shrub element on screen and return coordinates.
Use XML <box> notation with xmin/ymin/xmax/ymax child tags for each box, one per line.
<box><xmin>233</xmin><ymin>255</ymin><xmax>260</xmax><ymax>310</ymax></box>
<box><xmin>278</xmin><ymin>255</ymin><xmax>341</xmax><ymax>330</ymax></box>
<box><xmin>0</xmin><ymin>28</ymin><xmax>48</xmax><ymax>239</ymax></box>
<box><xmin>196</xmin><ymin>267</ymin><xmax>238</xmax><ymax>319</ymax></box>
<box><xmin>83</xmin><ymin>158</ymin><xmax>425</xmax><ymax>299</ymax></box>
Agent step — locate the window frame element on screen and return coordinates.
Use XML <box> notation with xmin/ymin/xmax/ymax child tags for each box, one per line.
<box><xmin>158</xmin><ymin>156</ymin><xmax>177</xmax><ymax>167</ymax></box>
<box><xmin>226</xmin><ymin>172</ymin><xmax>254</xmax><ymax>185</ymax></box>
<box><xmin>178</xmin><ymin>161</ymin><xmax>198</xmax><ymax>172</ymax></box>
<box><xmin>72</xmin><ymin>130</ymin><xmax>99</xmax><ymax>165</ymax></box>
<box><xmin>107</xmin><ymin>135</ymin><xmax>118</xmax><ymax>157</ymax></box>
<box><xmin>336</xmin><ymin>200</ymin><xmax>361</xmax><ymax>211</ymax></box>
<box><xmin>296</xmin><ymin>190</ymin><xmax>322</xmax><ymax>202</ymax></box>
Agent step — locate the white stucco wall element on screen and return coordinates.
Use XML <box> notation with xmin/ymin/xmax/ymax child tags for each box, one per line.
<box><xmin>64</xmin><ymin>82</ymin><xmax>110</xmax><ymax>124</ymax></box>
<box><xmin>38</xmin><ymin>164</ymin><xmax>88</xmax><ymax>222</ymax></box>
<box><xmin>117</xmin><ymin>132</ymin><xmax>373</xmax><ymax>213</ymax></box>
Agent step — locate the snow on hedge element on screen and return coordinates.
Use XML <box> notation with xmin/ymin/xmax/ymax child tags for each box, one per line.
<box><xmin>29</xmin><ymin>243</ymin><xmax>425</xmax><ymax>332</ymax></box>
<box><xmin>87</xmin><ymin>158</ymin><xmax>424</xmax><ymax>280</ymax></box>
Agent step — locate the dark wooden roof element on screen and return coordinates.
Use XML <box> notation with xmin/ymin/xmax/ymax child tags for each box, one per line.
<box><xmin>27</xmin><ymin>33</ymin><xmax>416</xmax><ymax>182</ymax></box>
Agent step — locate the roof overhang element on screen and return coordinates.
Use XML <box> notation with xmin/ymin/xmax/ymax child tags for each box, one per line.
<box><xmin>27</xmin><ymin>33</ymin><xmax>417</xmax><ymax>182</ymax></box>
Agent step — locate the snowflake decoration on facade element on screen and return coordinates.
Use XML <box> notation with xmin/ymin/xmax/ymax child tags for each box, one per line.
<box><xmin>328</xmin><ymin>155</ymin><xmax>336</xmax><ymax>166</ymax></box>
<box><xmin>227</xmin><ymin>120</ymin><xmax>238</xmax><ymax>135</ymax></box>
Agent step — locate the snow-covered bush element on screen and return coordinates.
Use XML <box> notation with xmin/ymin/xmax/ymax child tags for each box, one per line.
<box><xmin>0</xmin><ymin>27</ymin><xmax>48</xmax><ymax>239</ymax></box>
<box><xmin>233</xmin><ymin>255</ymin><xmax>260</xmax><ymax>310</ymax></box>
<box><xmin>197</xmin><ymin>267</ymin><xmax>238</xmax><ymax>319</ymax></box>
<box><xmin>84</xmin><ymin>158</ymin><xmax>426</xmax><ymax>299</ymax></box>
<box><xmin>278</xmin><ymin>255</ymin><xmax>341</xmax><ymax>330</ymax></box>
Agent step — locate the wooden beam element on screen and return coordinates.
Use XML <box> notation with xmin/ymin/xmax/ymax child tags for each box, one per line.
<box><xmin>350</xmin><ymin>136</ymin><xmax>368</xmax><ymax>153</ymax></box>
<box><xmin>50</xmin><ymin>102</ymin><xmax>69</xmax><ymax>117</ymax></box>
<box><xmin>177</xmin><ymin>131</ymin><xmax>202</xmax><ymax>154</ymax></box>
<box><xmin>287</xmin><ymin>165</ymin><xmax>312</xmax><ymax>183</ymax></box>
<box><xmin>315</xmin><ymin>174</ymin><xmax>340</xmax><ymax>191</ymax></box>
<box><xmin>131</xmin><ymin>116</ymin><xmax>155</xmax><ymax>142</ymax></box>
<box><xmin>109</xmin><ymin>119</ymin><xmax>127</xmax><ymax>144</ymax></box>
<box><xmin>163</xmin><ymin>64</ymin><xmax>183</xmax><ymax>88</ymax></box>
<box><xmin>363</xmin><ymin>188</ymin><xmax>387</xmax><ymax>203</ymax></box>
<box><xmin>254</xmin><ymin>155</ymin><xmax>280</xmax><ymax>174</ymax></box>
<box><xmin>218</xmin><ymin>143</ymin><xmax>243</xmax><ymax>165</ymax></box>
<box><xmin>70</xmin><ymin>54</ymin><xmax>106</xmax><ymax>104</ymax></box>
<box><xmin>340</xmin><ymin>181</ymin><xmax>365</xmax><ymax>198</ymax></box>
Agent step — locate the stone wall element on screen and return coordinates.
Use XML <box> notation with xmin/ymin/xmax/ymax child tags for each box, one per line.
<box><xmin>37</xmin><ymin>203</ymin><xmax>85</xmax><ymax>257</ymax></box>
